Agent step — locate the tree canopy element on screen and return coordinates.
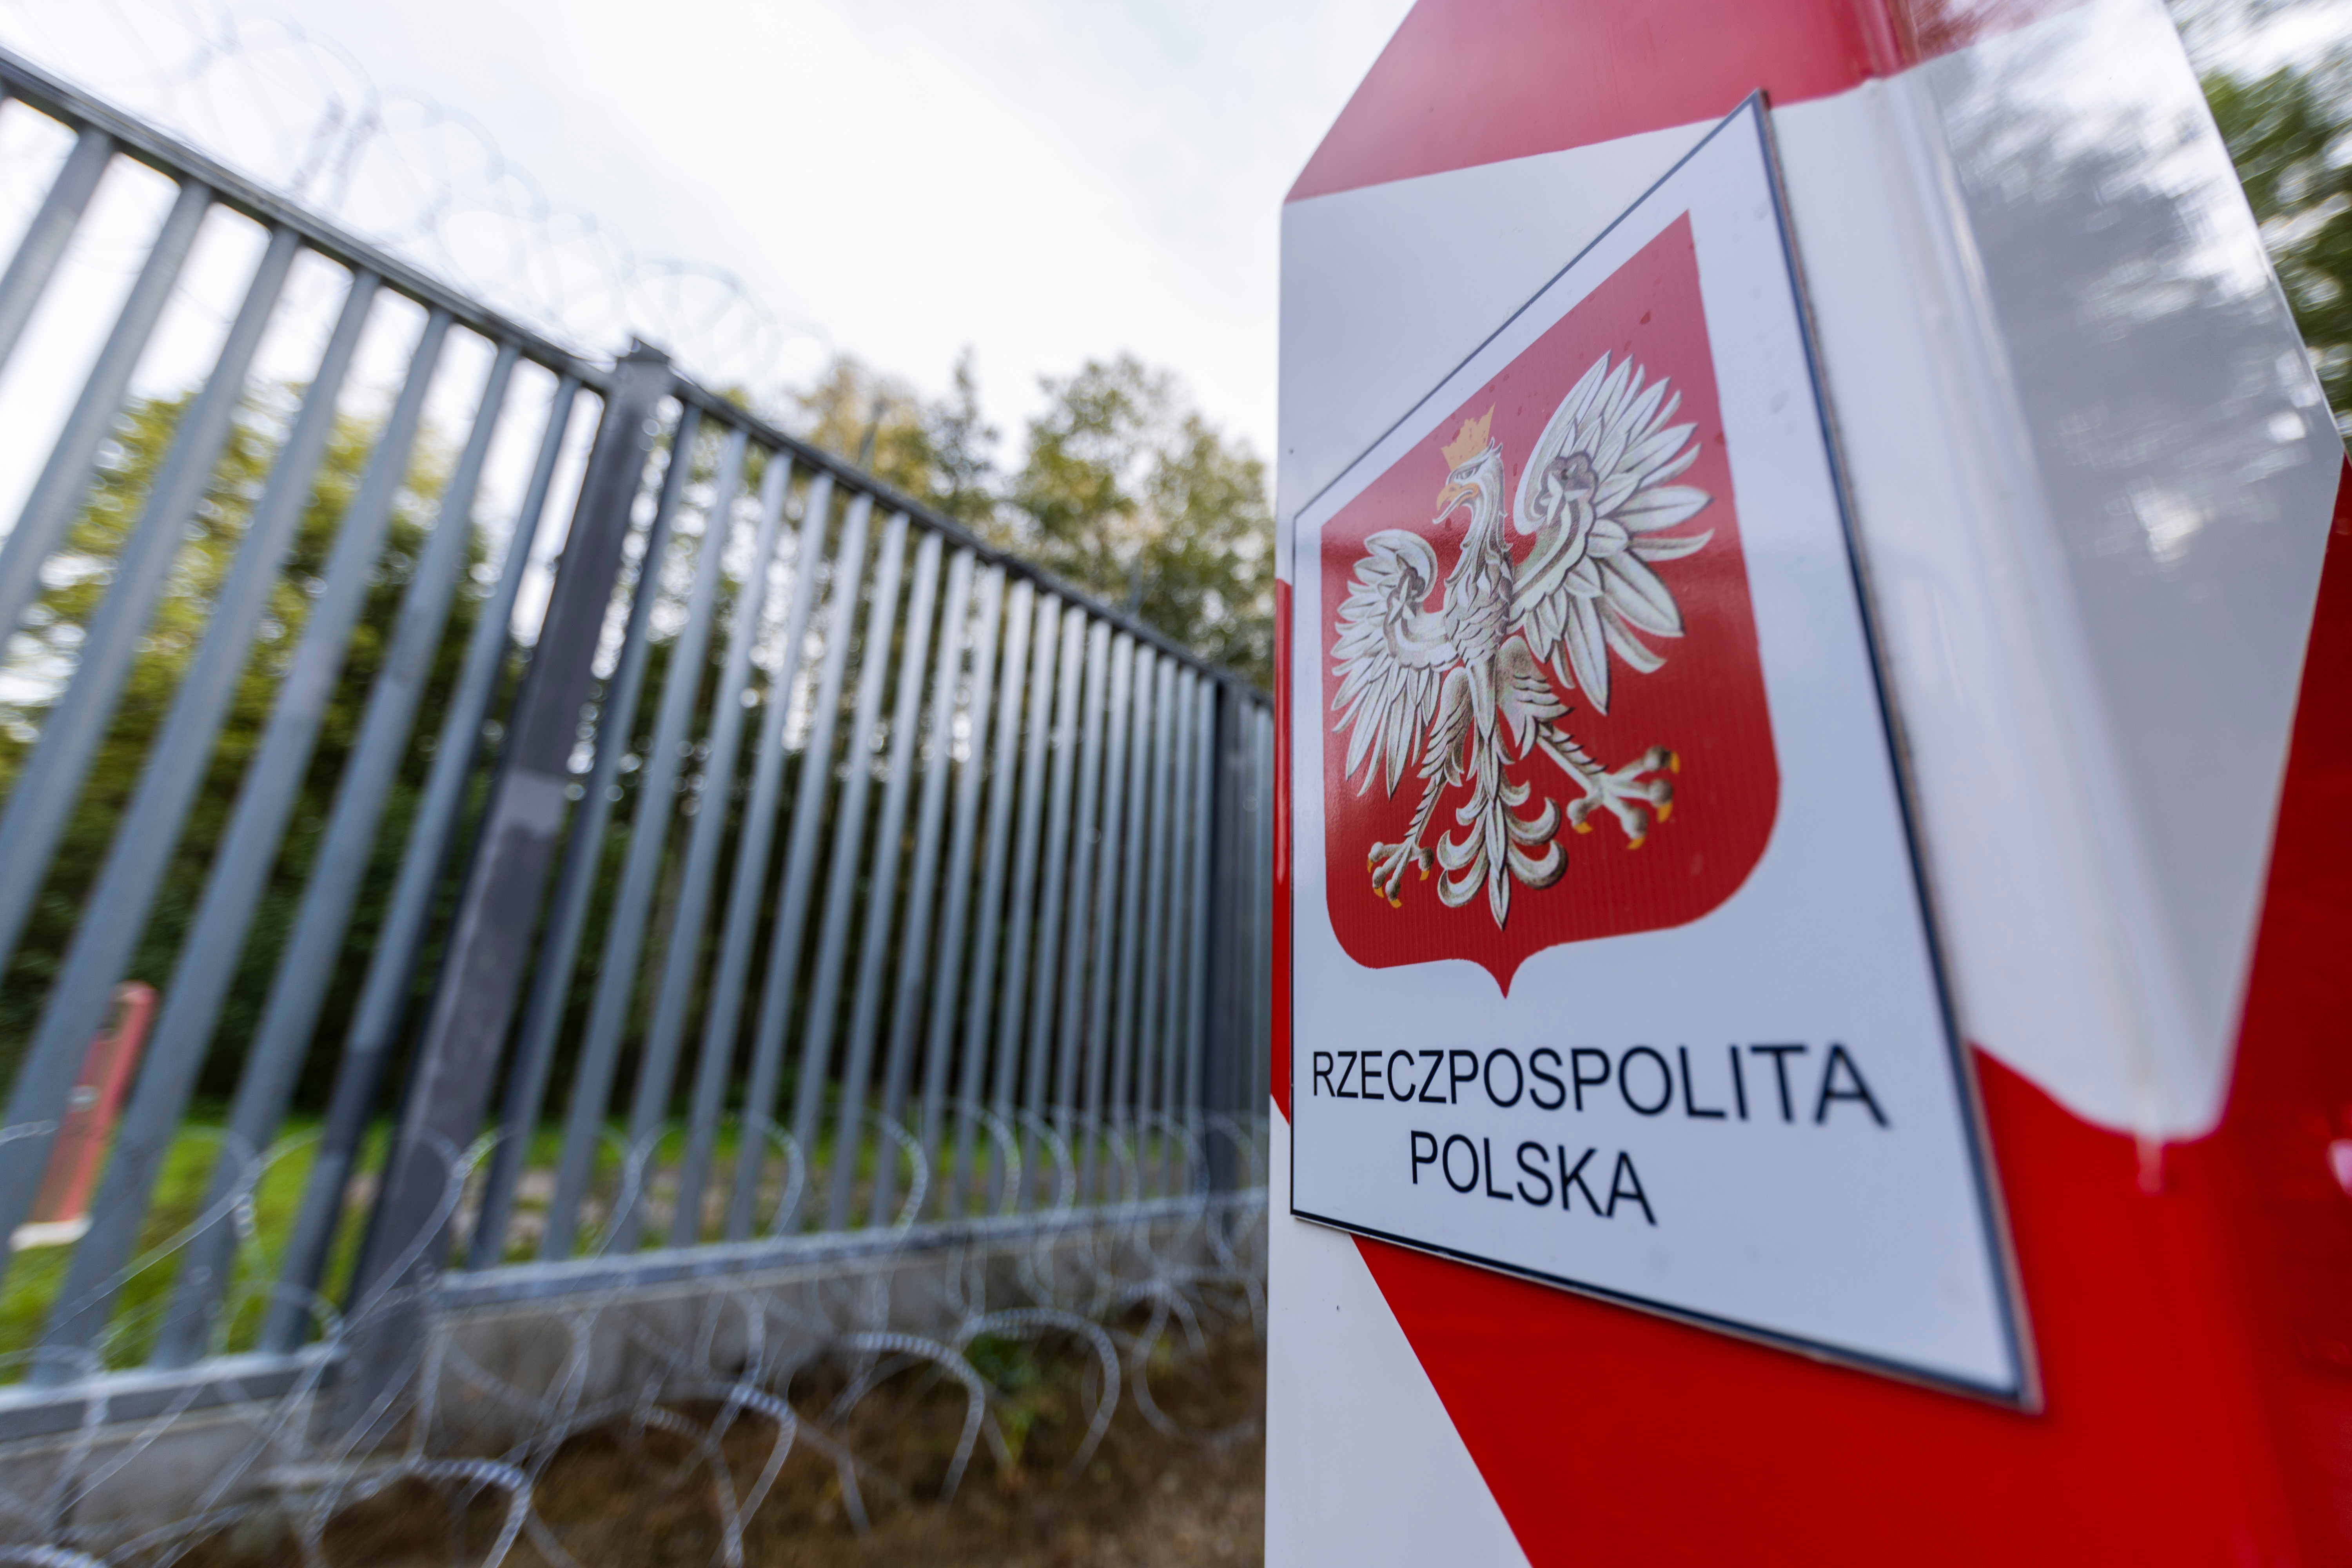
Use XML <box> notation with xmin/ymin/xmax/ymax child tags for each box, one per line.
<box><xmin>0</xmin><ymin>390</ymin><xmax>460</xmax><ymax>1098</ymax></box>
<box><xmin>790</xmin><ymin>350</ymin><xmax>1274</xmax><ymax>685</ymax></box>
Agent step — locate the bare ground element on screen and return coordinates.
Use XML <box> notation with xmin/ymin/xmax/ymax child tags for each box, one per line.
<box><xmin>183</xmin><ymin>1318</ymin><xmax>1267</xmax><ymax>1568</ymax></box>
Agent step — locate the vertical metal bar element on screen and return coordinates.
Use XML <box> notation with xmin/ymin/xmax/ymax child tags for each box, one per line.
<box><xmin>1253</xmin><ymin>702</ymin><xmax>1276</xmax><ymax>1133</ymax></box>
<box><xmin>623</xmin><ymin>439</ymin><xmax>785</xmax><ymax>1250</ymax></box>
<box><xmin>667</xmin><ymin>462</ymin><xmax>824</xmax><ymax>1248</ymax></box>
<box><xmin>148</xmin><ymin>344</ymin><xmax>520</xmax><ymax>1366</ymax></box>
<box><xmin>824</xmin><ymin>527</ymin><xmax>942</xmax><ymax>1231</ymax></box>
<box><xmin>1184</xmin><ymin>679</ymin><xmax>1220</xmax><ymax>1192</ymax></box>
<box><xmin>1157</xmin><ymin>668</ymin><xmax>1200</xmax><ymax>1196</ymax></box>
<box><xmin>541</xmin><ymin>413</ymin><xmax>730</xmax><ymax>1260</ymax></box>
<box><xmin>1053</xmin><ymin>620</ymin><xmax>1110</xmax><ymax>1195</ymax></box>
<box><xmin>1242</xmin><ymin>705</ymin><xmax>1261</xmax><ymax>1133</ymax></box>
<box><xmin>1200</xmin><ymin>680</ymin><xmax>1246</xmax><ymax>1196</ymax></box>
<box><xmin>0</xmin><ymin>269</ymin><xmax>372</xmax><ymax>1353</ymax></box>
<box><xmin>1171</xmin><ymin>671</ymin><xmax>1207</xmax><ymax>1194</ymax></box>
<box><xmin>279</xmin><ymin>372</ymin><xmax>575</xmax><ymax>1301</ymax></box>
<box><xmin>1079</xmin><ymin>635</ymin><xmax>1133</xmax><ymax>1203</ymax></box>
<box><xmin>1136</xmin><ymin>657</ymin><xmax>1179</xmax><ymax>1196</ymax></box>
<box><xmin>981</xmin><ymin>594</ymin><xmax>1057</xmax><ymax>1212</ymax></box>
<box><xmin>592</xmin><ymin>428</ymin><xmax>757</xmax><ymax>1257</ymax></box>
<box><xmin>871</xmin><ymin>548</ymin><xmax>977</xmax><ymax>1227</ymax></box>
<box><xmin>941</xmin><ymin>573</ymin><xmax>1016</xmax><ymax>1213</ymax></box>
<box><xmin>786</xmin><ymin>512</ymin><xmax>910</xmax><ymax>1229</ymax></box>
<box><xmin>23</xmin><ymin>294</ymin><xmax>443</xmax><ymax>1384</ymax></box>
<box><xmin>722</xmin><ymin>492</ymin><xmax>874</xmax><ymax>1241</ymax></box>
<box><xmin>1107</xmin><ymin>650</ymin><xmax>1156</xmax><ymax>1188</ymax></box>
<box><xmin>1021</xmin><ymin>610</ymin><xmax>1087</xmax><ymax>1207</ymax></box>
<box><xmin>0</xmin><ymin>127</ymin><xmax>111</xmax><ymax>380</ymax></box>
<box><xmin>461</xmin><ymin>409</ymin><xmax>703</xmax><ymax>1276</ymax></box>
<box><xmin>1229</xmin><ymin>699</ymin><xmax>1255</xmax><ymax>1159</ymax></box>
<box><xmin>332</xmin><ymin>345</ymin><xmax>672</xmax><ymax>1418</ymax></box>
<box><xmin>0</xmin><ymin>178</ymin><xmax>206</xmax><ymax>659</ymax></box>
<box><xmin>964</xmin><ymin>588</ymin><xmax>1040</xmax><ymax>1213</ymax></box>
<box><xmin>0</xmin><ymin>225</ymin><xmax>303</xmax><ymax>1313</ymax></box>
<box><xmin>1016</xmin><ymin>606</ymin><xmax>1087</xmax><ymax>1213</ymax></box>
<box><xmin>615</xmin><ymin>447</ymin><xmax>782</xmax><ymax>1250</ymax></box>
<box><xmin>1232</xmin><ymin>699</ymin><xmax>1260</xmax><ymax>1178</ymax></box>
<box><xmin>1004</xmin><ymin>603</ymin><xmax>1070</xmax><ymax>1208</ymax></box>
<box><xmin>0</xmin><ymin>214</ymin><xmax>298</xmax><ymax>986</ymax></box>
<box><xmin>0</xmin><ymin>266</ymin><xmax>371</xmax><ymax>1036</ymax></box>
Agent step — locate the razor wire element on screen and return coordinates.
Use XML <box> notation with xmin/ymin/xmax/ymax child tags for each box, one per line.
<box><xmin>0</xmin><ymin>0</ymin><xmax>829</xmax><ymax>414</ymax></box>
<box><xmin>0</xmin><ymin>1104</ymin><xmax>1269</xmax><ymax>1567</ymax></box>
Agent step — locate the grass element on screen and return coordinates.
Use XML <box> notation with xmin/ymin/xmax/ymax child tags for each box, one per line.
<box><xmin>0</xmin><ymin>1116</ymin><xmax>1215</xmax><ymax>1381</ymax></box>
<box><xmin>0</xmin><ymin>1114</ymin><xmax>388</xmax><ymax>1380</ymax></box>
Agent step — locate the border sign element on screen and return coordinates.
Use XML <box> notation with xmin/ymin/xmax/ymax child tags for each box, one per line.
<box><xmin>1285</xmin><ymin>97</ymin><xmax>2025</xmax><ymax>1397</ymax></box>
<box><xmin>1272</xmin><ymin>1</ymin><xmax>2352</xmax><ymax>1561</ymax></box>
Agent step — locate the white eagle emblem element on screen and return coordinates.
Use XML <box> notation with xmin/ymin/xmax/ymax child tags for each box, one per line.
<box><xmin>1331</xmin><ymin>352</ymin><xmax>1714</xmax><ymax>927</ymax></box>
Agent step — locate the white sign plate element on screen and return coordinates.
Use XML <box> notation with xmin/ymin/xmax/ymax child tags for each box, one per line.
<box><xmin>1286</xmin><ymin>98</ymin><xmax>2026</xmax><ymax>1397</ymax></box>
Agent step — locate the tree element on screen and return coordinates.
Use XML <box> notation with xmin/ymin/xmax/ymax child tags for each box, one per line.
<box><xmin>791</xmin><ymin>350</ymin><xmax>1274</xmax><ymax>686</ymax></box>
<box><xmin>1007</xmin><ymin>356</ymin><xmax>1273</xmax><ymax>682</ymax></box>
<box><xmin>792</xmin><ymin>348</ymin><xmax>1000</xmax><ymax>528</ymax></box>
<box><xmin>927</xmin><ymin>351</ymin><xmax>1003</xmax><ymax>531</ymax></box>
<box><xmin>0</xmin><ymin>390</ymin><xmax>456</xmax><ymax>1100</ymax></box>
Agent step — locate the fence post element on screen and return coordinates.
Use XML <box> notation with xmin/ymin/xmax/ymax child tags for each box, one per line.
<box><xmin>1201</xmin><ymin>675</ymin><xmax>1250</xmax><ymax>1194</ymax></box>
<box><xmin>333</xmin><ymin>344</ymin><xmax>671</xmax><ymax>1435</ymax></box>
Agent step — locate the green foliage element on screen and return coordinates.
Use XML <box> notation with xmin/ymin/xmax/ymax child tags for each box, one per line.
<box><xmin>793</xmin><ymin>350</ymin><xmax>1273</xmax><ymax>686</ymax></box>
<box><xmin>0</xmin><ymin>386</ymin><xmax>459</xmax><ymax>1102</ymax></box>
<box><xmin>963</xmin><ymin>1332</ymin><xmax>1051</xmax><ymax>1467</ymax></box>
<box><xmin>792</xmin><ymin>348</ymin><xmax>1001</xmax><ymax>529</ymax></box>
<box><xmin>0</xmin><ymin>1114</ymin><xmax>385</xmax><ymax>1376</ymax></box>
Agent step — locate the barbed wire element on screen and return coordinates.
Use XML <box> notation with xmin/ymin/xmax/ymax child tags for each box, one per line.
<box><xmin>0</xmin><ymin>1105</ymin><xmax>1270</xmax><ymax>1565</ymax></box>
<box><xmin>0</xmin><ymin>0</ymin><xmax>833</xmax><ymax>412</ymax></box>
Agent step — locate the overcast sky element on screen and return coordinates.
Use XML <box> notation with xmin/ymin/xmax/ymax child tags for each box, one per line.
<box><xmin>0</xmin><ymin>0</ymin><xmax>1417</xmax><ymax>464</ymax></box>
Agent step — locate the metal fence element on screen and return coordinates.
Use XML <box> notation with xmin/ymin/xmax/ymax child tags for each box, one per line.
<box><xmin>0</xmin><ymin>44</ymin><xmax>1272</xmax><ymax>1439</ymax></box>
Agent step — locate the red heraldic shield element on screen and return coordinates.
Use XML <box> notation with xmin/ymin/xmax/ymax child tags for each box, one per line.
<box><xmin>1319</xmin><ymin>216</ymin><xmax>1777</xmax><ymax>991</ymax></box>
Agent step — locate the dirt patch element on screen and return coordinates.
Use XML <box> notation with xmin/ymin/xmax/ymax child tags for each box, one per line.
<box><xmin>182</xmin><ymin>1318</ymin><xmax>1266</xmax><ymax>1568</ymax></box>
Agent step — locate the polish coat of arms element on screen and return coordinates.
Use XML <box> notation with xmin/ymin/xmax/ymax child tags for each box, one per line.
<box><xmin>1317</xmin><ymin>217</ymin><xmax>1779</xmax><ymax>989</ymax></box>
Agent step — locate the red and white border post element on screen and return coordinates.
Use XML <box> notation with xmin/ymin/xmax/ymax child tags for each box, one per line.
<box><xmin>1270</xmin><ymin>1</ymin><xmax>2352</xmax><ymax>1561</ymax></box>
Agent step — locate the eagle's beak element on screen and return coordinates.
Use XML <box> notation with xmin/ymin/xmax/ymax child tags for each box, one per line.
<box><xmin>1434</xmin><ymin>480</ymin><xmax>1473</xmax><ymax>516</ymax></box>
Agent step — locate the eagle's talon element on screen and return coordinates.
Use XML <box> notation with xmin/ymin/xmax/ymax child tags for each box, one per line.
<box><xmin>1537</xmin><ymin>726</ymin><xmax>1686</xmax><ymax>849</ymax></box>
<box><xmin>1368</xmin><ymin>838</ymin><xmax>1433</xmax><ymax>903</ymax></box>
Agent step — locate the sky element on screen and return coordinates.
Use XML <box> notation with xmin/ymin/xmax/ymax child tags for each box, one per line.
<box><xmin>0</xmin><ymin>0</ymin><xmax>1419</xmax><ymax>464</ymax></box>
<box><xmin>3</xmin><ymin>0</ymin><xmax>2334</xmax><ymax>475</ymax></box>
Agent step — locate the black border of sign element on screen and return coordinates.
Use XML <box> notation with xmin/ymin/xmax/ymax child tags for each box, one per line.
<box><xmin>1282</xmin><ymin>91</ymin><xmax>2038</xmax><ymax>1408</ymax></box>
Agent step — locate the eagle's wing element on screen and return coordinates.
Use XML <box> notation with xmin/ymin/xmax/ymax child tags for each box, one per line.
<box><xmin>1332</xmin><ymin>528</ymin><xmax>1457</xmax><ymax>796</ymax></box>
<box><xmin>1508</xmin><ymin>353</ymin><xmax>1712</xmax><ymax>715</ymax></box>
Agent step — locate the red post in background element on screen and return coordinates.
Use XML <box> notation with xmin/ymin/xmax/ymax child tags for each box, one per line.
<box><xmin>13</xmin><ymin>981</ymin><xmax>154</xmax><ymax>1250</ymax></box>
